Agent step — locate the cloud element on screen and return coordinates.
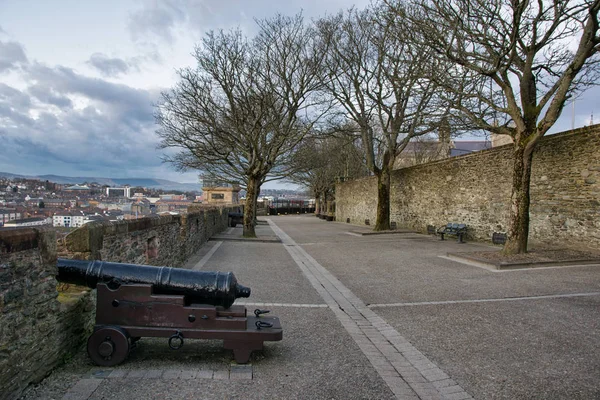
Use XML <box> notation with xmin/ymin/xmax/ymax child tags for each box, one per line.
<box><xmin>28</xmin><ymin>84</ymin><xmax>73</xmax><ymax>108</ymax></box>
<box><xmin>86</xmin><ymin>53</ymin><xmax>130</xmax><ymax>77</ymax></box>
<box><xmin>0</xmin><ymin>83</ymin><xmax>31</xmax><ymax>109</ymax></box>
<box><xmin>128</xmin><ymin>0</ymin><xmax>186</xmax><ymax>43</ymax></box>
<box><xmin>0</xmin><ymin>62</ymin><xmax>167</xmax><ymax>178</ymax></box>
<box><xmin>26</xmin><ymin>63</ymin><xmax>157</xmax><ymax>123</ymax></box>
<box><xmin>0</xmin><ymin>40</ymin><xmax>28</xmax><ymax>72</ymax></box>
<box><xmin>86</xmin><ymin>50</ymin><xmax>164</xmax><ymax>77</ymax></box>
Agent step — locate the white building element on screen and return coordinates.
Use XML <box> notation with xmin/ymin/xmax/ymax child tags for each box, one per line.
<box><xmin>4</xmin><ymin>217</ymin><xmax>51</xmax><ymax>227</ymax></box>
<box><xmin>53</xmin><ymin>213</ymin><xmax>86</xmax><ymax>228</ymax></box>
<box><xmin>0</xmin><ymin>209</ymin><xmax>21</xmax><ymax>226</ymax></box>
<box><xmin>106</xmin><ymin>187</ymin><xmax>131</xmax><ymax>198</ymax></box>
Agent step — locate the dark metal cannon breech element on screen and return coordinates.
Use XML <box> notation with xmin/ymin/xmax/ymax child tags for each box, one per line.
<box><xmin>56</xmin><ymin>258</ymin><xmax>251</xmax><ymax>309</ymax></box>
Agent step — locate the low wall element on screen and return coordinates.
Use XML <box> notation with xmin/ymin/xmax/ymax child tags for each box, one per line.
<box><xmin>336</xmin><ymin>125</ymin><xmax>600</xmax><ymax>250</ymax></box>
<box><xmin>63</xmin><ymin>206</ymin><xmax>237</xmax><ymax>266</ymax></box>
<box><xmin>0</xmin><ymin>205</ymin><xmax>237</xmax><ymax>400</ymax></box>
<box><xmin>0</xmin><ymin>228</ymin><xmax>96</xmax><ymax>400</ymax></box>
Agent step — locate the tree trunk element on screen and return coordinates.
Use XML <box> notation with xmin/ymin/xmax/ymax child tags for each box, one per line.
<box><xmin>503</xmin><ymin>145</ymin><xmax>534</xmax><ymax>254</ymax></box>
<box><xmin>243</xmin><ymin>176</ymin><xmax>259</xmax><ymax>238</ymax></box>
<box><xmin>253</xmin><ymin>184</ymin><xmax>261</xmax><ymax>223</ymax></box>
<box><xmin>374</xmin><ymin>168</ymin><xmax>391</xmax><ymax>231</ymax></box>
<box><xmin>315</xmin><ymin>193</ymin><xmax>321</xmax><ymax>215</ymax></box>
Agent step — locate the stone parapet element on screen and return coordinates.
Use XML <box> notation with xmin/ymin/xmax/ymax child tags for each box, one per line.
<box><xmin>0</xmin><ymin>228</ymin><xmax>95</xmax><ymax>400</ymax></box>
<box><xmin>0</xmin><ymin>204</ymin><xmax>238</xmax><ymax>399</ymax></box>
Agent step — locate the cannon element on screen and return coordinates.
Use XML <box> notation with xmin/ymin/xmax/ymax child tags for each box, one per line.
<box><xmin>57</xmin><ymin>258</ymin><xmax>282</xmax><ymax>366</ymax></box>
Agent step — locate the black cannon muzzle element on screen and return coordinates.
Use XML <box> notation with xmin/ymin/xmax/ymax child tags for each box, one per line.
<box><xmin>56</xmin><ymin>258</ymin><xmax>251</xmax><ymax>309</ymax></box>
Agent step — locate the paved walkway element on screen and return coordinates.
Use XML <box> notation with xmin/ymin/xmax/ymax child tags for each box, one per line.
<box><xmin>22</xmin><ymin>215</ymin><xmax>600</xmax><ymax>399</ymax></box>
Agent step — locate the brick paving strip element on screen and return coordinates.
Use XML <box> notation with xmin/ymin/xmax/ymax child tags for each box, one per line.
<box><xmin>61</xmin><ymin>365</ymin><xmax>252</xmax><ymax>399</ymax></box>
<box><xmin>268</xmin><ymin>219</ymin><xmax>473</xmax><ymax>400</ymax></box>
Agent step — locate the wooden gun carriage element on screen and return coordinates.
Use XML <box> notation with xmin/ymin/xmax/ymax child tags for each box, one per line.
<box><xmin>57</xmin><ymin>259</ymin><xmax>282</xmax><ymax>366</ymax></box>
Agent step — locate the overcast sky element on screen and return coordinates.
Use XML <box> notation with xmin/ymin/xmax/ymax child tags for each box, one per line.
<box><xmin>0</xmin><ymin>0</ymin><xmax>598</xmax><ymax>187</ymax></box>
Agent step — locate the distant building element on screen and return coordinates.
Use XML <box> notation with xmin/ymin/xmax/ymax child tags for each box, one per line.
<box><xmin>201</xmin><ymin>182</ymin><xmax>241</xmax><ymax>205</ymax></box>
<box><xmin>3</xmin><ymin>217</ymin><xmax>51</xmax><ymax>228</ymax></box>
<box><xmin>0</xmin><ymin>209</ymin><xmax>21</xmax><ymax>226</ymax></box>
<box><xmin>450</xmin><ymin>140</ymin><xmax>493</xmax><ymax>157</ymax></box>
<box><xmin>394</xmin><ymin>132</ymin><xmax>510</xmax><ymax>169</ymax></box>
<box><xmin>490</xmin><ymin>132</ymin><xmax>513</xmax><ymax>147</ymax></box>
<box><xmin>106</xmin><ymin>187</ymin><xmax>131</xmax><ymax>198</ymax></box>
<box><xmin>44</xmin><ymin>199</ymin><xmax>70</xmax><ymax>208</ymax></box>
<box><xmin>155</xmin><ymin>200</ymin><xmax>193</xmax><ymax>213</ymax></box>
<box><xmin>53</xmin><ymin>213</ymin><xmax>85</xmax><ymax>228</ymax></box>
<box><xmin>64</xmin><ymin>184</ymin><xmax>91</xmax><ymax>192</ymax></box>
<box><xmin>159</xmin><ymin>194</ymin><xmax>187</xmax><ymax>201</ymax></box>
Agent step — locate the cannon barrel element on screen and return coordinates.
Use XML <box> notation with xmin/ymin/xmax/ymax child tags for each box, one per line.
<box><xmin>56</xmin><ymin>258</ymin><xmax>251</xmax><ymax>309</ymax></box>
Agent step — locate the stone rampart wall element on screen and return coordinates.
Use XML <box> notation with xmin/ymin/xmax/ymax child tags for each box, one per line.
<box><xmin>63</xmin><ymin>206</ymin><xmax>237</xmax><ymax>266</ymax></box>
<box><xmin>0</xmin><ymin>205</ymin><xmax>237</xmax><ymax>400</ymax></box>
<box><xmin>0</xmin><ymin>228</ymin><xmax>95</xmax><ymax>400</ymax></box>
<box><xmin>336</xmin><ymin>125</ymin><xmax>600</xmax><ymax>250</ymax></box>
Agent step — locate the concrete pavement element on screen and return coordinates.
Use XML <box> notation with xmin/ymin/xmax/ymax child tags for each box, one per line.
<box><xmin>21</xmin><ymin>215</ymin><xmax>600</xmax><ymax>399</ymax></box>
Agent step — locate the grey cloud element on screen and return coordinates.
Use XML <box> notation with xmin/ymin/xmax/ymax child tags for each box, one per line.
<box><xmin>128</xmin><ymin>1</ymin><xmax>186</xmax><ymax>43</ymax></box>
<box><xmin>0</xmin><ymin>63</ymin><xmax>165</xmax><ymax>178</ymax></box>
<box><xmin>27</xmin><ymin>63</ymin><xmax>156</xmax><ymax>123</ymax></box>
<box><xmin>0</xmin><ymin>83</ymin><xmax>31</xmax><ymax>109</ymax></box>
<box><xmin>86</xmin><ymin>53</ymin><xmax>130</xmax><ymax>77</ymax></box>
<box><xmin>87</xmin><ymin>50</ymin><xmax>164</xmax><ymax>78</ymax></box>
<box><xmin>126</xmin><ymin>0</ymin><xmax>372</xmax><ymax>44</ymax></box>
<box><xmin>28</xmin><ymin>84</ymin><xmax>73</xmax><ymax>108</ymax></box>
<box><xmin>0</xmin><ymin>40</ymin><xmax>28</xmax><ymax>71</ymax></box>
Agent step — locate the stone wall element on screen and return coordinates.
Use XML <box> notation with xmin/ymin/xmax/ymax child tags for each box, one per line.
<box><xmin>0</xmin><ymin>205</ymin><xmax>237</xmax><ymax>400</ymax></box>
<box><xmin>63</xmin><ymin>206</ymin><xmax>236</xmax><ymax>266</ymax></box>
<box><xmin>336</xmin><ymin>125</ymin><xmax>600</xmax><ymax>250</ymax></box>
<box><xmin>0</xmin><ymin>228</ymin><xmax>95</xmax><ymax>400</ymax></box>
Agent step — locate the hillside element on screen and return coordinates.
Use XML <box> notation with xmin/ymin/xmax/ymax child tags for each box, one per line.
<box><xmin>0</xmin><ymin>172</ymin><xmax>200</xmax><ymax>192</ymax></box>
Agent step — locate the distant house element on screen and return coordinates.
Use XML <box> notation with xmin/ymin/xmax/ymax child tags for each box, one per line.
<box><xmin>53</xmin><ymin>212</ymin><xmax>85</xmax><ymax>228</ymax></box>
<box><xmin>394</xmin><ymin>132</ymin><xmax>510</xmax><ymax>169</ymax></box>
<box><xmin>44</xmin><ymin>199</ymin><xmax>70</xmax><ymax>208</ymax></box>
<box><xmin>155</xmin><ymin>200</ymin><xmax>193</xmax><ymax>213</ymax></box>
<box><xmin>0</xmin><ymin>209</ymin><xmax>21</xmax><ymax>226</ymax></box>
<box><xmin>450</xmin><ymin>140</ymin><xmax>493</xmax><ymax>157</ymax></box>
<box><xmin>3</xmin><ymin>217</ymin><xmax>51</xmax><ymax>228</ymax></box>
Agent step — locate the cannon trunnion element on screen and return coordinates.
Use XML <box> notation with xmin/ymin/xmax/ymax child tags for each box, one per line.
<box><xmin>57</xmin><ymin>259</ymin><xmax>282</xmax><ymax>366</ymax></box>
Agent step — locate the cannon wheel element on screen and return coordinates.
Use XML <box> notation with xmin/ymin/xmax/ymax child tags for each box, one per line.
<box><xmin>87</xmin><ymin>327</ymin><xmax>130</xmax><ymax>367</ymax></box>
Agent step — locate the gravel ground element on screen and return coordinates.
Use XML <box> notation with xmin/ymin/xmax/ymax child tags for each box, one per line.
<box><xmin>376</xmin><ymin>296</ymin><xmax>600</xmax><ymax>400</ymax></box>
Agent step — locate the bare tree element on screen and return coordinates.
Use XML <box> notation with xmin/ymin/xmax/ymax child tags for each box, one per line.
<box><xmin>394</xmin><ymin>0</ymin><xmax>600</xmax><ymax>253</ymax></box>
<box><xmin>156</xmin><ymin>14</ymin><xmax>326</xmax><ymax>237</ymax></box>
<box><xmin>317</xmin><ymin>5</ymin><xmax>451</xmax><ymax>231</ymax></box>
<box><xmin>289</xmin><ymin>135</ymin><xmax>369</xmax><ymax>215</ymax></box>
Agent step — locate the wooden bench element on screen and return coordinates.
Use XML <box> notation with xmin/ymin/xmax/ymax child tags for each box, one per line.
<box><xmin>437</xmin><ymin>223</ymin><xmax>467</xmax><ymax>243</ymax></box>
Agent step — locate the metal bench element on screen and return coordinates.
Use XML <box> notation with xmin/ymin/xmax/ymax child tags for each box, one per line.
<box><xmin>437</xmin><ymin>223</ymin><xmax>467</xmax><ymax>243</ymax></box>
<box><xmin>228</xmin><ymin>212</ymin><xmax>243</xmax><ymax>227</ymax></box>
